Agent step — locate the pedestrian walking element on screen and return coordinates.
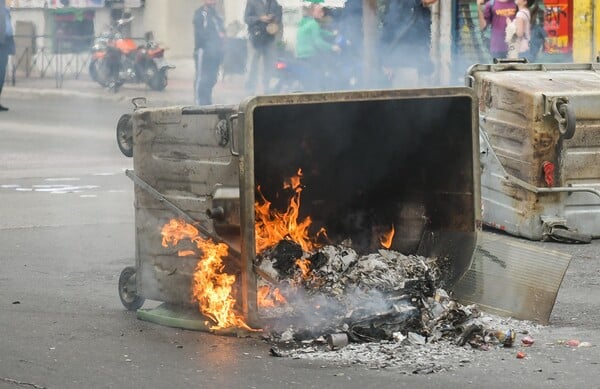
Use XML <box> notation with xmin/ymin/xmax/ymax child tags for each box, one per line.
<box><xmin>378</xmin><ymin>0</ymin><xmax>438</xmax><ymax>87</ymax></box>
<box><xmin>477</xmin><ymin>0</ymin><xmax>517</xmax><ymax>60</ymax></box>
<box><xmin>0</xmin><ymin>0</ymin><xmax>15</xmax><ymax>112</ymax></box>
<box><xmin>244</xmin><ymin>0</ymin><xmax>282</xmax><ymax>94</ymax></box>
<box><xmin>193</xmin><ymin>0</ymin><xmax>225</xmax><ymax>105</ymax></box>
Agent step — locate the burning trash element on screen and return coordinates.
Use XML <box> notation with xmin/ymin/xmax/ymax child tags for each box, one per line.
<box><xmin>155</xmin><ymin>167</ymin><xmax>539</xmax><ymax>370</ymax></box>
<box><xmin>256</xmin><ymin>243</ymin><xmax>448</xmax><ymax>341</ymax></box>
<box><xmin>256</xmin><ymin>240</ymin><xmax>537</xmax><ymax>353</ymax></box>
<box><xmin>251</xmin><ymin>169</ymin><xmax>460</xmax><ymax>345</ymax></box>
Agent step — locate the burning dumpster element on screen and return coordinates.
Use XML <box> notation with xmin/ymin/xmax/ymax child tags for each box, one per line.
<box><xmin>468</xmin><ymin>62</ymin><xmax>600</xmax><ymax>243</ymax></box>
<box><xmin>118</xmin><ymin>88</ymin><xmax>482</xmax><ymax>330</ymax></box>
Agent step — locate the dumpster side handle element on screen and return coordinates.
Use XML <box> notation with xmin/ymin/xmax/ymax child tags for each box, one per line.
<box><xmin>227</xmin><ymin>114</ymin><xmax>240</xmax><ymax>156</ymax></box>
<box><xmin>505</xmin><ymin>174</ymin><xmax>600</xmax><ymax>199</ymax></box>
<box><xmin>481</xmin><ymin>130</ymin><xmax>600</xmax><ymax>200</ymax></box>
<box><xmin>546</xmin><ymin>96</ymin><xmax>577</xmax><ymax>140</ymax></box>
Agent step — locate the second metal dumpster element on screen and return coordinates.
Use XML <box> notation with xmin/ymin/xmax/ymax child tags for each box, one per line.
<box><xmin>468</xmin><ymin>63</ymin><xmax>600</xmax><ymax>242</ymax></box>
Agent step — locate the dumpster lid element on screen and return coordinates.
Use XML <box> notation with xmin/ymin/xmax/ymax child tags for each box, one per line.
<box><xmin>467</xmin><ymin>63</ymin><xmax>600</xmax><ymax>94</ymax></box>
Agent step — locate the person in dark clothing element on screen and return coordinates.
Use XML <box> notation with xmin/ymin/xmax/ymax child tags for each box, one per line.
<box><xmin>0</xmin><ymin>0</ymin><xmax>15</xmax><ymax>111</ymax></box>
<box><xmin>193</xmin><ymin>0</ymin><xmax>225</xmax><ymax>105</ymax></box>
<box><xmin>244</xmin><ymin>0</ymin><xmax>282</xmax><ymax>93</ymax></box>
<box><xmin>378</xmin><ymin>0</ymin><xmax>437</xmax><ymax>87</ymax></box>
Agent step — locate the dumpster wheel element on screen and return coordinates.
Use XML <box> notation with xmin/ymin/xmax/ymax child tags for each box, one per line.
<box><xmin>116</xmin><ymin>114</ymin><xmax>133</xmax><ymax>158</ymax></box>
<box><xmin>557</xmin><ymin>104</ymin><xmax>576</xmax><ymax>140</ymax></box>
<box><xmin>119</xmin><ymin>266</ymin><xmax>145</xmax><ymax>311</ymax></box>
<box><xmin>551</xmin><ymin>98</ymin><xmax>576</xmax><ymax>140</ymax></box>
<box><xmin>549</xmin><ymin>227</ymin><xmax>592</xmax><ymax>244</ymax></box>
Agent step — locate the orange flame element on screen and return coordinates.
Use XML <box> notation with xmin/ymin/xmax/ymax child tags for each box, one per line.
<box><xmin>255</xmin><ymin>169</ymin><xmax>325</xmax><ymax>253</ymax></box>
<box><xmin>161</xmin><ymin>219</ymin><xmax>257</xmax><ymax>331</ymax></box>
<box><xmin>379</xmin><ymin>224</ymin><xmax>395</xmax><ymax>249</ymax></box>
<box><xmin>273</xmin><ymin>288</ymin><xmax>288</xmax><ymax>304</ymax></box>
<box><xmin>257</xmin><ymin>285</ymin><xmax>275</xmax><ymax>308</ymax></box>
<box><xmin>257</xmin><ymin>285</ymin><xmax>288</xmax><ymax>308</ymax></box>
<box><xmin>295</xmin><ymin>258</ymin><xmax>312</xmax><ymax>280</ymax></box>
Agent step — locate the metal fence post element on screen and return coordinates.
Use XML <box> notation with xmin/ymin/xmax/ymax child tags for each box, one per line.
<box><xmin>11</xmin><ymin>56</ymin><xmax>16</xmax><ymax>86</ymax></box>
<box><xmin>25</xmin><ymin>46</ymin><xmax>31</xmax><ymax>78</ymax></box>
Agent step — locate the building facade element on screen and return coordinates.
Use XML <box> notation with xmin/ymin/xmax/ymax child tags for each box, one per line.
<box><xmin>7</xmin><ymin>1</ymin><xmax>600</xmax><ymax>80</ymax></box>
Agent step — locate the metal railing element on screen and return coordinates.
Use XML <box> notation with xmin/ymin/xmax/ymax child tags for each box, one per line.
<box><xmin>6</xmin><ymin>33</ymin><xmax>146</xmax><ymax>89</ymax></box>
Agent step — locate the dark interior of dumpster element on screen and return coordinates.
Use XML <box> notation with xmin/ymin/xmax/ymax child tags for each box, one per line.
<box><xmin>251</xmin><ymin>95</ymin><xmax>476</xmax><ymax>282</ymax></box>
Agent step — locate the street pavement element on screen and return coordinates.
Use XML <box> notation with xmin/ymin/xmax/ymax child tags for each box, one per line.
<box><xmin>3</xmin><ymin>57</ymin><xmax>249</xmax><ymax>108</ymax></box>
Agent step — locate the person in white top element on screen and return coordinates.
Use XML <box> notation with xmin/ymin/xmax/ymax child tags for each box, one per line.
<box><xmin>505</xmin><ymin>0</ymin><xmax>534</xmax><ymax>60</ymax></box>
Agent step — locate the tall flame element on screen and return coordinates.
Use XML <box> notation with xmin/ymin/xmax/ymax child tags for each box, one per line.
<box><xmin>161</xmin><ymin>219</ymin><xmax>256</xmax><ymax>331</ymax></box>
<box><xmin>379</xmin><ymin>224</ymin><xmax>395</xmax><ymax>249</ymax></box>
<box><xmin>254</xmin><ymin>168</ymin><xmax>325</xmax><ymax>253</ymax></box>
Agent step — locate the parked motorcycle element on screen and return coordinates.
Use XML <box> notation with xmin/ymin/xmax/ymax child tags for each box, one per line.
<box><xmin>89</xmin><ymin>18</ymin><xmax>174</xmax><ymax>92</ymax></box>
<box><xmin>88</xmin><ymin>30</ymin><xmax>110</xmax><ymax>84</ymax></box>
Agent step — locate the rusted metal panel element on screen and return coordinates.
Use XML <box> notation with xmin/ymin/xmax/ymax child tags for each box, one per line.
<box><xmin>470</xmin><ymin>63</ymin><xmax>600</xmax><ymax>240</ymax></box>
<box><xmin>132</xmin><ymin>105</ymin><xmax>240</xmax><ymax>305</ymax></box>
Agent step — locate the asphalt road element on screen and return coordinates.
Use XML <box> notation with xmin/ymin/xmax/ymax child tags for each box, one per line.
<box><xmin>1</xmin><ymin>93</ymin><xmax>599</xmax><ymax>389</ymax></box>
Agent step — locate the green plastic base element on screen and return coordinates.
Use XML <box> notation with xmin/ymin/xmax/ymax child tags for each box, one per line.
<box><xmin>137</xmin><ymin>303</ymin><xmax>212</xmax><ymax>332</ymax></box>
<box><xmin>136</xmin><ymin>303</ymin><xmax>258</xmax><ymax>336</ymax></box>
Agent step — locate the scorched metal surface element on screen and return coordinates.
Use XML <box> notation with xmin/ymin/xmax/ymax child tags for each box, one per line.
<box><xmin>122</xmin><ymin>88</ymin><xmax>481</xmax><ymax>328</ymax></box>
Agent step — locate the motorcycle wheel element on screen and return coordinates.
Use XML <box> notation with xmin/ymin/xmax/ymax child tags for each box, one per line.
<box><xmin>90</xmin><ymin>58</ymin><xmax>111</xmax><ymax>87</ymax></box>
<box><xmin>116</xmin><ymin>114</ymin><xmax>133</xmax><ymax>158</ymax></box>
<box><xmin>89</xmin><ymin>58</ymin><xmax>99</xmax><ymax>83</ymax></box>
<box><xmin>146</xmin><ymin>63</ymin><xmax>168</xmax><ymax>91</ymax></box>
<box><xmin>108</xmin><ymin>80</ymin><xmax>124</xmax><ymax>93</ymax></box>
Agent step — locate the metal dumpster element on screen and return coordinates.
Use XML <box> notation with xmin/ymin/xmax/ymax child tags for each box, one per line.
<box><xmin>118</xmin><ymin>88</ymin><xmax>481</xmax><ymax>327</ymax></box>
<box><xmin>468</xmin><ymin>63</ymin><xmax>600</xmax><ymax>242</ymax></box>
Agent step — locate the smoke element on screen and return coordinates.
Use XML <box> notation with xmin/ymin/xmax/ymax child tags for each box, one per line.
<box><xmin>259</xmin><ymin>245</ymin><xmax>444</xmax><ymax>340</ymax></box>
<box><xmin>264</xmin><ymin>280</ymin><xmax>402</xmax><ymax>339</ymax></box>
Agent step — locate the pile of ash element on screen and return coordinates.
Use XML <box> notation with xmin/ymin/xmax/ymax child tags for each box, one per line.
<box><xmin>255</xmin><ymin>240</ymin><xmax>540</xmax><ymax>373</ymax></box>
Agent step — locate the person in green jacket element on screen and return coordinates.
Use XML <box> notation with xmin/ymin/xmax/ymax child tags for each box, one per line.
<box><xmin>295</xmin><ymin>3</ymin><xmax>340</xmax><ymax>91</ymax></box>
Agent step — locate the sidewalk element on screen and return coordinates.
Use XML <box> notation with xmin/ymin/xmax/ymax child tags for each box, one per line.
<box><xmin>4</xmin><ymin>57</ymin><xmax>249</xmax><ymax>107</ymax></box>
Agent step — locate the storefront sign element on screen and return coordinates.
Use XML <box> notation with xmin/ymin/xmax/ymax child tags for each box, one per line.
<box><xmin>10</xmin><ymin>0</ymin><xmax>105</xmax><ymax>7</ymax></box>
<box><xmin>543</xmin><ymin>0</ymin><xmax>572</xmax><ymax>54</ymax></box>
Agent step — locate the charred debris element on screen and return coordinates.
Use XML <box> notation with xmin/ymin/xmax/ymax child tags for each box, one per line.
<box><xmin>255</xmin><ymin>239</ymin><xmax>537</xmax><ymax>369</ymax></box>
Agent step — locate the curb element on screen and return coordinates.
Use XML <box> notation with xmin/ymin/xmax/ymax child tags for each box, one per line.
<box><xmin>6</xmin><ymin>86</ymin><xmax>126</xmax><ymax>102</ymax></box>
<box><xmin>5</xmin><ymin>85</ymin><xmax>194</xmax><ymax>106</ymax></box>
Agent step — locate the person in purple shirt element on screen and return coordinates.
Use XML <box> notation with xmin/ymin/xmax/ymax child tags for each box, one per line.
<box><xmin>477</xmin><ymin>0</ymin><xmax>517</xmax><ymax>60</ymax></box>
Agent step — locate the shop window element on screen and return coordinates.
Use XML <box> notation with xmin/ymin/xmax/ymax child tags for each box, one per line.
<box><xmin>52</xmin><ymin>8</ymin><xmax>95</xmax><ymax>53</ymax></box>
